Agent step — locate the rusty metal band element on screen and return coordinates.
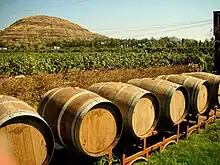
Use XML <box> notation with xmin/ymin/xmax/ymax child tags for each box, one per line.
<box><xmin>151</xmin><ymin>79</ymin><xmax>163</xmax><ymax>93</ymax></box>
<box><xmin>127</xmin><ymin>90</ymin><xmax>146</xmax><ymax>137</ymax></box>
<box><xmin>0</xmin><ymin>109</ymin><xmax>41</xmax><ymax>126</ymax></box>
<box><xmin>183</xmin><ymin>77</ymin><xmax>203</xmax><ymax>114</ymax></box>
<box><xmin>57</xmin><ymin>90</ymin><xmax>93</xmax><ymax>148</ymax></box>
<box><xmin>137</xmin><ymin>78</ymin><xmax>148</xmax><ymax>86</ymax></box>
<box><xmin>112</xmin><ymin>85</ymin><xmax>130</xmax><ymax>103</ymax></box>
<box><xmin>73</xmin><ymin>97</ymin><xmax>109</xmax><ymax>155</ymax></box>
<box><xmin>40</xmin><ymin>88</ymin><xmax>58</xmax><ymax>104</ymax></box>
<box><xmin>90</xmin><ymin>83</ymin><xmax>106</xmax><ymax>95</ymax></box>
<box><xmin>163</xmin><ymin>86</ymin><xmax>174</xmax><ymax>117</ymax></box>
<box><xmin>41</xmin><ymin>88</ymin><xmax>65</xmax><ymax>117</ymax></box>
<box><xmin>0</xmin><ymin>100</ymin><xmax>30</xmax><ymax>106</ymax></box>
<box><xmin>70</xmin><ymin>97</ymin><xmax>107</xmax><ymax>153</ymax></box>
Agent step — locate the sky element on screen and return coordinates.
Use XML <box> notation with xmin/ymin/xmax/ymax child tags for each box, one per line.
<box><xmin>0</xmin><ymin>0</ymin><xmax>219</xmax><ymax>40</ymax></box>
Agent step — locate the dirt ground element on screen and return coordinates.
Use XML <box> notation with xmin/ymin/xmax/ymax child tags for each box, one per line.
<box><xmin>0</xmin><ymin>65</ymin><xmax>195</xmax><ymax>108</ymax></box>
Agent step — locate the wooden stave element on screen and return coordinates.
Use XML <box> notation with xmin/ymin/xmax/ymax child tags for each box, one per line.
<box><xmin>183</xmin><ymin>72</ymin><xmax>220</xmax><ymax>106</ymax></box>
<box><xmin>128</xmin><ymin>78</ymin><xmax>189</xmax><ymax>125</ymax></box>
<box><xmin>72</xmin><ymin>98</ymin><xmax>122</xmax><ymax>157</ymax></box>
<box><xmin>60</xmin><ymin>92</ymin><xmax>122</xmax><ymax>157</ymax></box>
<box><xmin>38</xmin><ymin>87</ymin><xmax>79</xmax><ymax>143</ymax></box>
<box><xmin>89</xmin><ymin>82</ymin><xmax>160</xmax><ymax>138</ymax></box>
<box><xmin>38</xmin><ymin>87</ymin><xmax>123</xmax><ymax>157</ymax></box>
<box><xmin>157</xmin><ymin>74</ymin><xmax>211</xmax><ymax>115</ymax></box>
<box><xmin>128</xmin><ymin>91</ymin><xmax>159</xmax><ymax>137</ymax></box>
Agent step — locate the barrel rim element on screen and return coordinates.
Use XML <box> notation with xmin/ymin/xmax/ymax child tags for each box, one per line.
<box><xmin>213</xmin><ymin>78</ymin><xmax>220</xmax><ymax>106</ymax></box>
<box><xmin>89</xmin><ymin>82</ymin><xmax>159</xmax><ymax>138</ymax></box>
<box><xmin>73</xmin><ymin>99</ymin><xmax>123</xmax><ymax>157</ymax></box>
<box><xmin>57</xmin><ymin>90</ymin><xmax>93</xmax><ymax>148</ymax></box>
<box><xmin>183</xmin><ymin>72</ymin><xmax>220</xmax><ymax>106</ymax></box>
<box><xmin>182</xmin><ymin>75</ymin><xmax>209</xmax><ymax>114</ymax></box>
<box><xmin>39</xmin><ymin>88</ymin><xmax>67</xmax><ymax>117</ymax></box>
<box><xmin>37</xmin><ymin>87</ymin><xmax>60</xmax><ymax>114</ymax></box>
<box><xmin>194</xmin><ymin>80</ymin><xmax>211</xmax><ymax>114</ymax></box>
<box><xmin>0</xmin><ymin>110</ymin><xmax>55</xmax><ymax>165</ymax></box>
<box><xmin>130</xmin><ymin>92</ymin><xmax>160</xmax><ymax>138</ymax></box>
<box><xmin>158</xmin><ymin>74</ymin><xmax>211</xmax><ymax>115</ymax></box>
<box><xmin>183</xmin><ymin>72</ymin><xmax>220</xmax><ymax>83</ymax></box>
<box><xmin>128</xmin><ymin>78</ymin><xmax>188</xmax><ymax>125</ymax></box>
<box><xmin>169</xmin><ymin>85</ymin><xmax>189</xmax><ymax>124</ymax></box>
<box><xmin>70</xmin><ymin>97</ymin><xmax>98</xmax><ymax>154</ymax></box>
<box><xmin>217</xmin><ymin>83</ymin><xmax>220</xmax><ymax>105</ymax></box>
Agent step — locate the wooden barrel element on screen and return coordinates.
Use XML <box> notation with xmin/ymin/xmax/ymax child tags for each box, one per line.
<box><xmin>157</xmin><ymin>74</ymin><xmax>211</xmax><ymax>115</ymax></box>
<box><xmin>183</xmin><ymin>72</ymin><xmax>220</xmax><ymax>107</ymax></box>
<box><xmin>37</xmin><ymin>87</ymin><xmax>122</xmax><ymax>157</ymax></box>
<box><xmin>0</xmin><ymin>95</ymin><xmax>54</xmax><ymax>165</ymax></box>
<box><xmin>89</xmin><ymin>82</ymin><xmax>160</xmax><ymax>138</ymax></box>
<box><xmin>128</xmin><ymin>78</ymin><xmax>189</xmax><ymax>125</ymax></box>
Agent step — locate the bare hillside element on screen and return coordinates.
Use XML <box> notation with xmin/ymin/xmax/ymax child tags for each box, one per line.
<box><xmin>0</xmin><ymin>15</ymin><xmax>106</xmax><ymax>46</ymax></box>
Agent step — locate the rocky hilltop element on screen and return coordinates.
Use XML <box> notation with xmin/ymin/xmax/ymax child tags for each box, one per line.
<box><xmin>0</xmin><ymin>15</ymin><xmax>105</xmax><ymax>46</ymax></box>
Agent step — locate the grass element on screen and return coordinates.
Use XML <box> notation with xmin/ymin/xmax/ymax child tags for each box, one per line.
<box><xmin>132</xmin><ymin>119</ymin><xmax>220</xmax><ymax>165</ymax></box>
<box><xmin>93</xmin><ymin>119</ymin><xmax>220</xmax><ymax>165</ymax></box>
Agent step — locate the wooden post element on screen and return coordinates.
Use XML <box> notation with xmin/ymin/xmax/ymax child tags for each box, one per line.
<box><xmin>160</xmin><ymin>137</ymin><xmax>166</xmax><ymax>152</ymax></box>
<box><xmin>146</xmin><ymin>152</ymin><xmax>149</xmax><ymax>160</ymax></box>
<box><xmin>108</xmin><ymin>150</ymin><xmax>113</xmax><ymax>165</ymax></box>
<box><xmin>143</xmin><ymin>137</ymin><xmax>146</xmax><ymax>150</ymax></box>
<box><xmin>177</xmin><ymin>123</ymin><xmax>180</xmax><ymax>143</ymax></box>
<box><xmin>122</xmin><ymin>154</ymin><xmax>126</xmax><ymax>165</ymax></box>
<box><xmin>186</xmin><ymin>116</ymin><xmax>190</xmax><ymax>138</ymax></box>
<box><xmin>196</xmin><ymin>115</ymin><xmax>199</xmax><ymax>134</ymax></box>
<box><xmin>213</xmin><ymin>106</ymin><xmax>217</xmax><ymax>121</ymax></box>
<box><xmin>214</xmin><ymin>11</ymin><xmax>220</xmax><ymax>74</ymax></box>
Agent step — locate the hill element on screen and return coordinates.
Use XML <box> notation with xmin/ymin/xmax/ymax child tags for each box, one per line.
<box><xmin>0</xmin><ymin>15</ymin><xmax>106</xmax><ymax>47</ymax></box>
<box><xmin>169</xmin><ymin>36</ymin><xmax>181</xmax><ymax>42</ymax></box>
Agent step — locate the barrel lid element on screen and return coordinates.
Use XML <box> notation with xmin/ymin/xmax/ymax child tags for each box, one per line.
<box><xmin>197</xmin><ymin>84</ymin><xmax>209</xmax><ymax>114</ymax></box>
<box><xmin>132</xmin><ymin>96</ymin><xmax>155</xmax><ymax>137</ymax></box>
<box><xmin>0</xmin><ymin>109</ymin><xmax>55</xmax><ymax>164</ymax></box>
<box><xmin>170</xmin><ymin>90</ymin><xmax>186</xmax><ymax>123</ymax></box>
<box><xmin>79</xmin><ymin>108</ymin><xmax>117</xmax><ymax>154</ymax></box>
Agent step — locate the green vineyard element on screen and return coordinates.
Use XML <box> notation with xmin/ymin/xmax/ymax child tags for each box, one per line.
<box><xmin>0</xmin><ymin>38</ymin><xmax>214</xmax><ymax>76</ymax></box>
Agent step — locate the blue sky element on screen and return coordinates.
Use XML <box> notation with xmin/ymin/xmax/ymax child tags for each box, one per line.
<box><xmin>0</xmin><ymin>0</ymin><xmax>219</xmax><ymax>40</ymax></box>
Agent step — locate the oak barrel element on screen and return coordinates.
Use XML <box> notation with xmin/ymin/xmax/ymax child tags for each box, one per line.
<box><xmin>128</xmin><ymin>78</ymin><xmax>189</xmax><ymax>125</ymax></box>
<box><xmin>157</xmin><ymin>74</ymin><xmax>211</xmax><ymax>114</ymax></box>
<box><xmin>0</xmin><ymin>95</ymin><xmax>54</xmax><ymax>165</ymax></box>
<box><xmin>89</xmin><ymin>82</ymin><xmax>160</xmax><ymax>138</ymax></box>
<box><xmin>183</xmin><ymin>72</ymin><xmax>220</xmax><ymax>107</ymax></box>
<box><xmin>38</xmin><ymin>87</ymin><xmax>122</xmax><ymax>157</ymax></box>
